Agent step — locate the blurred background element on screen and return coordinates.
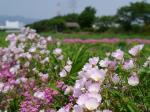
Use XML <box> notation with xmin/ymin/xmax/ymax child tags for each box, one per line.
<box><xmin>0</xmin><ymin>0</ymin><xmax>150</xmax><ymax>38</ymax></box>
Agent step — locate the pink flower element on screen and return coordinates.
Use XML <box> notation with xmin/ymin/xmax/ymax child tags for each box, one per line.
<box><xmin>64</xmin><ymin>86</ymin><xmax>73</xmax><ymax>95</ymax></box>
<box><xmin>88</xmin><ymin>68</ymin><xmax>105</xmax><ymax>82</ymax></box>
<box><xmin>103</xmin><ymin>109</ymin><xmax>112</xmax><ymax>112</ymax></box>
<box><xmin>112</xmin><ymin>49</ymin><xmax>124</xmax><ymax>60</ymax></box>
<box><xmin>87</xmin><ymin>83</ymin><xmax>100</xmax><ymax>93</ymax></box>
<box><xmin>64</xmin><ymin>65</ymin><xmax>72</xmax><ymax>72</ymax></box>
<box><xmin>77</xmin><ymin>93</ymin><xmax>101</xmax><ymax>110</ymax></box>
<box><xmin>85</xmin><ymin>97</ymin><xmax>99</xmax><ymax>111</ymax></box>
<box><xmin>129</xmin><ymin>44</ymin><xmax>144</xmax><ymax>56</ymax></box>
<box><xmin>39</xmin><ymin>73</ymin><xmax>49</xmax><ymax>81</ymax></box>
<box><xmin>53</xmin><ymin>48</ymin><xmax>62</xmax><ymax>56</ymax></box>
<box><xmin>34</xmin><ymin>91</ymin><xmax>45</xmax><ymax>100</ymax></box>
<box><xmin>112</xmin><ymin>74</ymin><xmax>120</xmax><ymax>84</ymax></box>
<box><xmin>89</xmin><ymin>57</ymin><xmax>99</xmax><ymax>65</ymax></box>
<box><xmin>73</xmin><ymin>105</ymin><xmax>83</xmax><ymax>112</ymax></box>
<box><xmin>99</xmin><ymin>58</ymin><xmax>109</xmax><ymax>68</ymax></box>
<box><xmin>59</xmin><ymin>69</ymin><xmax>67</xmax><ymax>77</ymax></box>
<box><xmin>123</xmin><ymin>60</ymin><xmax>134</xmax><ymax>70</ymax></box>
<box><xmin>128</xmin><ymin>73</ymin><xmax>139</xmax><ymax>86</ymax></box>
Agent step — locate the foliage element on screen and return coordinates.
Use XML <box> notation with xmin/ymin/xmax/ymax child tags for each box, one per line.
<box><xmin>94</xmin><ymin>16</ymin><xmax>116</xmax><ymax>32</ymax></box>
<box><xmin>78</xmin><ymin>6</ymin><xmax>96</xmax><ymax>28</ymax></box>
<box><xmin>63</xmin><ymin>13</ymin><xmax>79</xmax><ymax>22</ymax></box>
<box><xmin>27</xmin><ymin>18</ymin><xmax>65</xmax><ymax>32</ymax></box>
<box><xmin>116</xmin><ymin>1</ymin><xmax>150</xmax><ymax>31</ymax></box>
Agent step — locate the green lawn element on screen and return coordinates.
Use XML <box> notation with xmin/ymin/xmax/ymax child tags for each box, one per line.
<box><xmin>41</xmin><ymin>32</ymin><xmax>150</xmax><ymax>39</ymax></box>
<box><xmin>0</xmin><ymin>31</ymin><xmax>8</xmax><ymax>47</ymax></box>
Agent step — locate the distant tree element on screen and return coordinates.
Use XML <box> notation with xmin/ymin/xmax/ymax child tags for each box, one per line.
<box><xmin>78</xmin><ymin>6</ymin><xmax>96</xmax><ymax>28</ymax></box>
<box><xmin>94</xmin><ymin>16</ymin><xmax>116</xmax><ymax>32</ymax></box>
<box><xmin>130</xmin><ymin>1</ymin><xmax>150</xmax><ymax>24</ymax></box>
<box><xmin>27</xmin><ymin>18</ymin><xmax>65</xmax><ymax>32</ymax></box>
<box><xmin>116</xmin><ymin>6</ymin><xmax>133</xmax><ymax>31</ymax></box>
<box><xmin>116</xmin><ymin>1</ymin><xmax>150</xmax><ymax>31</ymax></box>
<box><xmin>63</xmin><ymin>13</ymin><xmax>79</xmax><ymax>22</ymax></box>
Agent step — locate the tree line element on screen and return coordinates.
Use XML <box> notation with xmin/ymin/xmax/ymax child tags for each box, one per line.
<box><xmin>27</xmin><ymin>1</ymin><xmax>150</xmax><ymax>34</ymax></box>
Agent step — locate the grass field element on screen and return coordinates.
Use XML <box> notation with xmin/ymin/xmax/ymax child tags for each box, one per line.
<box><xmin>0</xmin><ymin>29</ymin><xmax>150</xmax><ymax>111</ymax></box>
<box><xmin>0</xmin><ymin>31</ymin><xmax>8</xmax><ymax>47</ymax></box>
<box><xmin>41</xmin><ymin>32</ymin><xmax>150</xmax><ymax>39</ymax></box>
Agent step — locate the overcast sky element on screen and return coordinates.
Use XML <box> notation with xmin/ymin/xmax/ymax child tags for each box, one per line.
<box><xmin>0</xmin><ymin>0</ymin><xmax>149</xmax><ymax>19</ymax></box>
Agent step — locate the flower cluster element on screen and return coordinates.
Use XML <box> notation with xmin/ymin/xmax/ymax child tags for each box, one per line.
<box><xmin>58</xmin><ymin>44</ymin><xmax>145</xmax><ymax>112</ymax></box>
<box><xmin>59</xmin><ymin>58</ymin><xmax>72</xmax><ymax>77</ymax></box>
<box><xmin>0</xmin><ymin>28</ymin><xmax>60</xmax><ymax>111</ymax></box>
<box><xmin>0</xmin><ymin>27</ymin><xmax>149</xmax><ymax>112</ymax></box>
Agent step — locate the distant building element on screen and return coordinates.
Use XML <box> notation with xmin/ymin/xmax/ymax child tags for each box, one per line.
<box><xmin>65</xmin><ymin>22</ymin><xmax>80</xmax><ymax>29</ymax></box>
<box><xmin>0</xmin><ymin>20</ymin><xmax>24</xmax><ymax>33</ymax></box>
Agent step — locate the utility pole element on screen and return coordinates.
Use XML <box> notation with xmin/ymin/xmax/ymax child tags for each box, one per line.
<box><xmin>56</xmin><ymin>2</ymin><xmax>61</xmax><ymax>16</ymax></box>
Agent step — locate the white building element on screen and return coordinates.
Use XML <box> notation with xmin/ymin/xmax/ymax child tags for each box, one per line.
<box><xmin>0</xmin><ymin>20</ymin><xmax>24</xmax><ymax>33</ymax></box>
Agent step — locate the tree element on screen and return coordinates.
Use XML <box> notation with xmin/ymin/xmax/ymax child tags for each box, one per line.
<box><xmin>130</xmin><ymin>1</ymin><xmax>150</xmax><ymax>24</ymax></box>
<box><xmin>78</xmin><ymin>6</ymin><xmax>96</xmax><ymax>28</ymax></box>
<box><xmin>116</xmin><ymin>1</ymin><xmax>150</xmax><ymax>31</ymax></box>
<box><xmin>94</xmin><ymin>16</ymin><xmax>116</xmax><ymax>32</ymax></box>
<box><xmin>63</xmin><ymin>13</ymin><xmax>79</xmax><ymax>22</ymax></box>
<box><xmin>116</xmin><ymin>6</ymin><xmax>133</xmax><ymax>31</ymax></box>
<box><xmin>27</xmin><ymin>17</ymin><xmax>65</xmax><ymax>32</ymax></box>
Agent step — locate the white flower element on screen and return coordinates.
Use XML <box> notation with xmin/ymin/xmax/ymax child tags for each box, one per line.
<box><xmin>39</xmin><ymin>110</ymin><xmax>45</xmax><ymax>112</ymax></box>
<box><xmin>82</xmin><ymin>63</ymin><xmax>93</xmax><ymax>71</ymax></box>
<box><xmin>123</xmin><ymin>60</ymin><xmax>134</xmax><ymax>70</ymax></box>
<box><xmin>20</xmin><ymin>77</ymin><xmax>27</xmax><ymax>83</ymax></box>
<box><xmin>47</xmin><ymin>36</ymin><xmax>52</xmax><ymax>41</ymax></box>
<box><xmin>53</xmin><ymin>48</ymin><xmax>62</xmax><ymax>56</ymax></box>
<box><xmin>64</xmin><ymin>86</ymin><xmax>73</xmax><ymax>95</ymax></box>
<box><xmin>29</xmin><ymin>47</ymin><xmax>36</xmax><ymax>53</ymax></box>
<box><xmin>59</xmin><ymin>69</ymin><xmax>67</xmax><ymax>77</ymax></box>
<box><xmin>129</xmin><ymin>44</ymin><xmax>144</xmax><ymax>56</ymax></box>
<box><xmin>103</xmin><ymin>109</ymin><xmax>112</xmax><ymax>112</ymax></box>
<box><xmin>85</xmin><ymin>97</ymin><xmax>99</xmax><ymax>111</ymax></box>
<box><xmin>39</xmin><ymin>73</ymin><xmax>49</xmax><ymax>80</ymax></box>
<box><xmin>73</xmin><ymin>105</ymin><xmax>83</xmax><ymax>112</ymax></box>
<box><xmin>3</xmin><ymin>85</ymin><xmax>14</xmax><ymax>93</ymax></box>
<box><xmin>58</xmin><ymin>55</ymin><xmax>64</xmax><ymax>60</ymax></box>
<box><xmin>88</xmin><ymin>83</ymin><xmax>100</xmax><ymax>93</ymax></box>
<box><xmin>88</xmin><ymin>68</ymin><xmax>105</xmax><ymax>82</ymax></box>
<box><xmin>128</xmin><ymin>74</ymin><xmax>139</xmax><ymax>86</ymax></box>
<box><xmin>9</xmin><ymin>65</ymin><xmax>20</xmax><ymax>74</ymax></box>
<box><xmin>67</xmin><ymin>58</ymin><xmax>72</xmax><ymax>65</ymax></box>
<box><xmin>112</xmin><ymin>74</ymin><xmax>120</xmax><ymax>84</ymax></box>
<box><xmin>41</xmin><ymin>57</ymin><xmax>49</xmax><ymax>64</ymax></box>
<box><xmin>34</xmin><ymin>91</ymin><xmax>45</xmax><ymax>99</ymax></box>
<box><xmin>25</xmin><ymin>52</ymin><xmax>32</xmax><ymax>60</ymax></box>
<box><xmin>57</xmin><ymin>107</ymin><xmax>68</xmax><ymax>112</ymax></box>
<box><xmin>87</xmin><ymin>93</ymin><xmax>102</xmax><ymax>103</ymax></box>
<box><xmin>77</xmin><ymin>94</ymin><xmax>89</xmax><ymax>106</ymax></box>
<box><xmin>143</xmin><ymin>56</ymin><xmax>150</xmax><ymax>67</ymax></box>
<box><xmin>99</xmin><ymin>58</ymin><xmax>109</xmax><ymax>68</ymax></box>
<box><xmin>89</xmin><ymin>57</ymin><xmax>99</xmax><ymax>65</ymax></box>
<box><xmin>15</xmin><ymin>77</ymin><xmax>27</xmax><ymax>84</ymax></box>
<box><xmin>64</xmin><ymin>65</ymin><xmax>72</xmax><ymax>72</ymax></box>
<box><xmin>112</xmin><ymin>49</ymin><xmax>124</xmax><ymax>60</ymax></box>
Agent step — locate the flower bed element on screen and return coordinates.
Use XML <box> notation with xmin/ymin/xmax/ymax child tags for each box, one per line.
<box><xmin>0</xmin><ymin>28</ymin><xmax>150</xmax><ymax>112</ymax></box>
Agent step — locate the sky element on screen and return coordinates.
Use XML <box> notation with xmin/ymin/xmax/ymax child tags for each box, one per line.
<box><xmin>0</xmin><ymin>0</ymin><xmax>149</xmax><ymax>19</ymax></box>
